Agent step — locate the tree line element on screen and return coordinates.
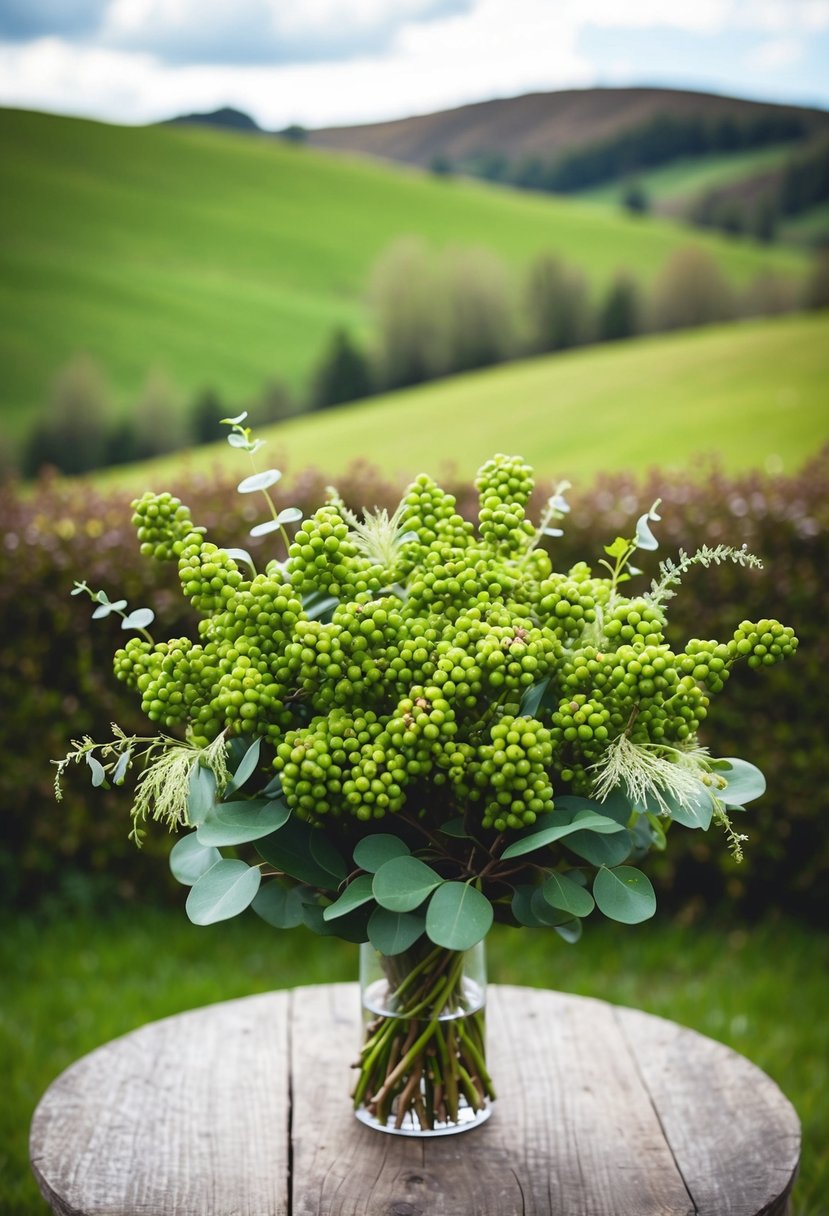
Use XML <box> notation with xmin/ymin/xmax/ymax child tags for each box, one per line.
<box><xmin>447</xmin><ymin>110</ymin><xmax>810</xmax><ymax>196</ymax></box>
<box><xmin>19</xmin><ymin>240</ymin><xmax>829</xmax><ymax>477</ymax></box>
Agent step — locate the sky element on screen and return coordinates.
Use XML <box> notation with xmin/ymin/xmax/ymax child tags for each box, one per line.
<box><xmin>0</xmin><ymin>0</ymin><xmax>828</xmax><ymax>130</ymax></box>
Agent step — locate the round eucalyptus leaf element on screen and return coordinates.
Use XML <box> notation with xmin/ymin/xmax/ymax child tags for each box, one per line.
<box><xmin>554</xmin><ymin>919</ymin><xmax>583</xmax><ymax>944</ymax></box>
<box><xmin>169</xmin><ymin>832</ymin><xmax>221</xmax><ymax>886</ymax></box>
<box><xmin>717</xmin><ymin>758</ymin><xmax>767</xmax><ymax>806</ymax></box>
<box><xmin>323</xmin><ymin>874</ymin><xmax>375</xmax><ymax>921</ymax></box>
<box><xmin>353</xmin><ymin>834</ymin><xmax>410</xmax><ymax>873</ymax></box>
<box><xmin>276</xmin><ymin>507</ymin><xmax>303</xmax><ymax>525</ymax></box>
<box><xmin>309</xmin><ymin>830</ymin><xmax>348</xmax><ymax>881</ymax></box>
<box><xmin>542</xmin><ymin>871</ymin><xmax>595</xmax><ymax>918</ymax></box>
<box><xmin>227</xmin><ymin>432</ymin><xmax>250</xmax><ymax>448</ymax></box>
<box><xmin>237</xmin><ymin>469</ymin><xmax>282</xmax><ymax>494</ymax></box>
<box><xmin>663</xmin><ymin>783</ymin><xmax>714</xmax><ymax>830</ymax></box>
<box><xmin>302</xmin><ymin>900</ymin><xmax>371</xmax><ymax>944</ymax></box>
<box><xmin>196</xmin><ymin>798</ymin><xmax>290</xmax><ymax>847</ymax></box>
<box><xmin>511</xmin><ymin>884</ymin><xmax>546</xmax><ymax>928</ymax></box>
<box><xmin>438</xmin><ymin>817</ymin><xmax>471</xmax><ymax>839</ymax></box>
<box><xmin>530</xmin><ymin>886</ymin><xmax>573</xmax><ymax>927</ymax></box>
<box><xmin>593</xmin><ymin>865</ymin><xmax>656</xmax><ymax>925</ymax></box>
<box><xmin>425</xmin><ymin>882</ymin><xmax>493</xmax><ymax>951</ymax></box>
<box><xmin>368</xmin><ymin>907</ymin><xmax>425</xmax><ymax>955</ymax></box>
<box><xmin>121</xmin><ymin>607</ymin><xmax>154</xmax><ymax>630</ymax></box>
<box><xmin>256</xmin><ymin>818</ymin><xmax>336</xmax><ymax>889</ymax></box>
<box><xmin>565</xmin><ymin>826</ymin><xmax>633</xmax><ymax>867</ymax></box>
<box><xmin>252</xmin><ymin>881</ymin><xmax>305</xmax><ymax>929</ymax></box>
<box><xmin>372</xmin><ymin>856</ymin><xmax>443</xmax><ymax>913</ymax></box>
<box><xmin>185</xmin><ymin>859</ymin><xmax>261</xmax><ymax>926</ymax></box>
<box><xmin>222</xmin><ymin>547</ymin><xmax>254</xmax><ymax>567</ymax></box>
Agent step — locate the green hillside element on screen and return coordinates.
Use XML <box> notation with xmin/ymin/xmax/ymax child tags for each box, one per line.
<box><xmin>0</xmin><ymin>108</ymin><xmax>807</xmax><ymax>448</ymax></box>
<box><xmin>577</xmin><ymin>144</ymin><xmax>795</xmax><ymax>211</ymax></box>
<box><xmin>98</xmin><ymin>312</ymin><xmax>829</xmax><ymax>493</ymax></box>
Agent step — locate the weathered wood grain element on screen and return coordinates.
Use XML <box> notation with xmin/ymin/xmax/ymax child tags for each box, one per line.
<box><xmin>30</xmin><ymin>984</ymin><xmax>801</xmax><ymax>1216</ymax></box>
<box><xmin>615</xmin><ymin>1004</ymin><xmax>800</xmax><ymax>1216</ymax></box>
<box><xmin>30</xmin><ymin>991</ymin><xmax>291</xmax><ymax>1216</ymax></box>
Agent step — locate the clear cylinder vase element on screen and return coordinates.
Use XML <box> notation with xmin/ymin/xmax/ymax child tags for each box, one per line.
<box><xmin>353</xmin><ymin>938</ymin><xmax>494</xmax><ymax>1136</ymax></box>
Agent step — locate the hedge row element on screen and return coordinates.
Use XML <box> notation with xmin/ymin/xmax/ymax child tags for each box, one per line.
<box><xmin>1</xmin><ymin>449</ymin><xmax>826</xmax><ymax>916</ymax></box>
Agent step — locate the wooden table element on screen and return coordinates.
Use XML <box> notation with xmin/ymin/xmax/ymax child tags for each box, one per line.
<box><xmin>30</xmin><ymin>983</ymin><xmax>800</xmax><ymax>1216</ymax></box>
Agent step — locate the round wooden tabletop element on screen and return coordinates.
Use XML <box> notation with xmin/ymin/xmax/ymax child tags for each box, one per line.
<box><xmin>30</xmin><ymin>983</ymin><xmax>800</xmax><ymax>1216</ymax></box>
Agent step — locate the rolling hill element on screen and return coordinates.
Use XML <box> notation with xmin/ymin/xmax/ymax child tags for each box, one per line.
<box><xmin>97</xmin><ymin>312</ymin><xmax>829</xmax><ymax>494</ymax></box>
<box><xmin>0</xmin><ymin>107</ymin><xmax>808</xmax><ymax>454</ymax></box>
<box><xmin>307</xmin><ymin>86</ymin><xmax>828</xmax><ymax>168</ymax></box>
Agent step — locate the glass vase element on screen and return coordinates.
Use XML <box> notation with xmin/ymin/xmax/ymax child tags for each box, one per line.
<box><xmin>353</xmin><ymin>938</ymin><xmax>494</xmax><ymax>1136</ymax></box>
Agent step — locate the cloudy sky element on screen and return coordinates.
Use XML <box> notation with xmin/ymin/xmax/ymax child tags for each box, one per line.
<box><xmin>1</xmin><ymin>0</ymin><xmax>828</xmax><ymax>129</ymax></box>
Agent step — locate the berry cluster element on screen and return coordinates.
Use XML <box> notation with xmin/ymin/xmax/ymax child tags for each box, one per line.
<box><xmin>115</xmin><ymin>455</ymin><xmax>798</xmax><ymax>835</ymax></box>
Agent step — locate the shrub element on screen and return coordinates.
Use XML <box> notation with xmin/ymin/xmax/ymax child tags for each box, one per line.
<box><xmin>524</xmin><ymin>254</ymin><xmax>593</xmax><ymax>353</ymax></box>
<box><xmin>597</xmin><ymin>272</ymin><xmax>643</xmax><ymax>342</ymax></box>
<box><xmin>2</xmin><ymin>449</ymin><xmax>827</xmax><ymax>916</ymax></box>
<box><xmin>23</xmin><ymin>354</ymin><xmax>112</xmax><ymax>477</ymax></box>
<box><xmin>309</xmin><ymin>328</ymin><xmax>374</xmax><ymax>410</ymax></box>
<box><xmin>648</xmin><ymin>246</ymin><xmax>736</xmax><ymax>331</ymax></box>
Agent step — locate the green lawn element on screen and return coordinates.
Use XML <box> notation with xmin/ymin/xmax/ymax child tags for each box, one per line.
<box><xmin>0</xmin><ymin>108</ymin><xmax>806</xmax><ymax>443</ymax></box>
<box><xmin>2</xmin><ymin>907</ymin><xmax>825</xmax><ymax>1214</ymax></box>
<box><xmin>95</xmin><ymin>311</ymin><xmax>829</xmax><ymax>494</ymax></box>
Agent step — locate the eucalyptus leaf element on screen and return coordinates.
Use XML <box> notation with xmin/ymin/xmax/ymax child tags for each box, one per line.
<box><xmin>309</xmin><ymin>830</ymin><xmax>348</xmax><ymax>881</ymax></box>
<box><xmin>438</xmin><ymin>817</ymin><xmax>471</xmax><ymax>839</ymax></box>
<box><xmin>717</xmin><ymin>758</ymin><xmax>767</xmax><ymax>806</ymax></box>
<box><xmin>303</xmin><ymin>593</ymin><xmax>339</xmax><ymax>621</ymax></box>
<box><xmin>542</xmin><ymin>871</ymin><xmax>595</xmax><ymax>918</ymax></box>
<box><xmin>554</xmin><ymin>919</ymin><xmax>583</xmax><ymax>944</ymax></box>
<box><xmin>501</xmin><ymin>809</ymin><xmax>624</xmax><ymax>860</ymax></box>
<box><xmin>121</xmin><ymin>607</ymin><xmax>154</xmax><ymax>630</ymax></box>
<box><xmin>227</xmin><ymin>432</ymin><xmax>250</xmax><ymax>448</ymax></box>
<box><xmin>372</xmin><ymin>856</ymin><xmax>443</xmax><ymax>913</ymax></box>
<box><xmin>251</xmin><ymin>881</ymin><xmax>305</xmax><ymax>929</ymax></box>
<box><xmin>225</xmin><ymin>737</ymin><xmax>261</xmax><ymax>794</ymax></box>
<box><xmin>196</xmin><ymin>798</ymin><xmax>291</xmax><ymax>847</ymax></box>
<box><xmin>565</xmin><ymin>826</ymin><xmax>634</xmax><ymax>867</ymax></box>
<box><xmin>323</xmin><ymin>874</ymin><xmax>375</xmax><ymax>921</ymax></box>
<box><xmin>221</xmin><ymin>411</ymin><xmax>248</xmax><ymax>425</ymax></box>
<box><xmin>277</xmin><ymin>507</ymin><xmax>303</xmax><ymax>525</ymax></box>
<box><xmin>169</xmin><ymin>833</ymin><xmax>221</xmax><ymax>886</ymax></box>
<box><xmin>663</xmin><ymin>783</ymin><xmax>714</xmax><ymax>831</ymax></box>
<box><xmin>256</xmin><ymin>818</ymin><xmax>338</xmax><ymax>889</ymax></box>
<box><xmin>511</xmin><ymin>884</ymin><xmax>546</xmax><ymax>928</ymax></box>
<box><xmin>237</xmin><ymin>469</ymin><xmax>282</xmax><ymax>494</ymax></box>
<box><xmin>368</xmin><ymin>907</ymin><xmax>425</xmax><ymax>955</ymax></box>
<box><xmin>593</xmin><ymin>865</ymin><xmax>656</xmax><ymax>925</ymax></box>
<box><xmin>518</xmin><ymin>677</ymin><xmax>550</xmax><ymax>719</ymax></box>
<box><xmin>353</xmin><ymin>834</ymin><xmax>410</xmax><ymax>873</ymax></box>
<box><xmin>91</xmin><ymin>603</ymin><xmax>113</xmax><ymax>619</ymax></box>
<box><xmin>425</xmin><ymin>882</ymin><xmax>493</xmax><ymax>951</ymax></box>
<box><xmin>250</xmin><ymin>519</ymin><xmax>282</xmax><ymax>538</ymax></box>
<box><xmin>187</xmin><ymin>763</ymin><xmax>216</xmax><ymax>826</ymax></box>
<box><xmin>530</xmin><ymin>887</ymin><xmax>572</xmax><ymax>927</ymax></box>
<box><xmin>222</xmin><ymin>548</ymin><xmax>255</xmax><ymax>568</ymax></box>
<box><xmin>302</xmin><ymin>901</ymin><xmax>371</xmax><ymax>943</ymax></box>
<box><xmin>185</xmin><ymin>859</ymin><xmax>261</xmax><ymax>925</ymax></box>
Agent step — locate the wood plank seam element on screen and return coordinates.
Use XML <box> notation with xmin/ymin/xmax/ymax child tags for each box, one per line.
<box><xmin>612</xmin><ymin>1005</ymin><xmax>700</xmax><ymax>1216</ymax></box>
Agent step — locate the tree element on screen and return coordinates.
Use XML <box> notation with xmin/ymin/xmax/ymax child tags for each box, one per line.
<box><xmin>310</xmin><ymin>329</ymin><xmax>374</xmax><ymax>410</ymax></box>
<box><xmin>648</xmin><ymin>246</ymin><xmax>736</xmax><ymax>331</ymax></box>
<box><xmin>130</xmin><ymin>369</ymin><xmax>186</xmax><ymax>460</ymax></box>
<box><xmin>805</xmin><ymin>249</ymin><xmax>829</xmax><ymax>311</ymax></box>
<box><xmin>23</xmin><ymin>353</ymin><xmax>111</xmax><ymax>476</ymax></box>
<box><xmin>622</xmin><ymin>181</ymin><xmax>649</xmax><ymax>216</ymax></box>
<box><xmin>441</xmin><ymin>246</ymin><xmax>516</xmax><ymax>373</ymax></box>
<box><xmin>524</xmin><ymin>254</ymin><xmax>593</xmax><ymax>353</ymax></box>
<box><xmin>190</xmin><ymin>389</ymin><xmax>228</xmax><ymax>445</ymax></box>
<box><xmin>369</xmin><ymin>238</ymin><xmax>448</xmax><ymax>389</ymax></box>
<box><xmin>598</xmin><ymin>272</ymin><xmax>643</xmax><ymax>342</ymax></box>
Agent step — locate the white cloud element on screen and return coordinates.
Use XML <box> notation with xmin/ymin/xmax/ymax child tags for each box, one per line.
<box><xmin>746</xmin><ymin>36</ymin><xmax>804</xmax><ymax>70</ymax></box>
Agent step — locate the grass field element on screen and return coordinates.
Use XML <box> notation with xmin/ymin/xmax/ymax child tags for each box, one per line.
<box><xmin>576</xmin><ymin>143</ymin><xmax>797</xmax><ymax>210</ymax></box>
<box><xmin>2</xmin><ymin>907</ymin><xmax>826</xmax><ymax>1214</ymax></box>
<box><xmin>0</xmin><ymin>107</ymin><xmax>807</xmax><ymax>444</ymax></box>
<box><xmin>96</xmin><ymin>311</ymin><xmax>829</xmax><ymax>494</ymax></box>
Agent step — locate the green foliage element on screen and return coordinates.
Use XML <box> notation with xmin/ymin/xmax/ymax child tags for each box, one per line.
<box><xmin>2</xmin><ymin>443</ymin><xmax>826</xmax><ymax>919</ymax></box>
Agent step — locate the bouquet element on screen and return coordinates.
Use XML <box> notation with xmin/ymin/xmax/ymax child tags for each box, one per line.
<box><xmin>55</xmin><ymin>416</ymin><xmax>797</xmax><ymax>1134</ymax></box>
